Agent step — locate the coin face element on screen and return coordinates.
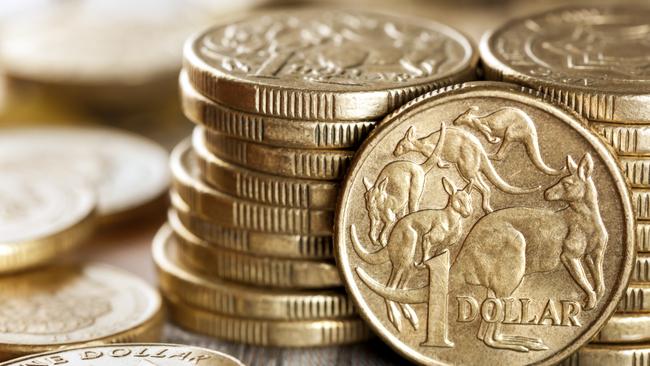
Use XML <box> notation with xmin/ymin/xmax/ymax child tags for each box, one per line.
<box><xmin>0</xmin><ymin>127</ymin><xmax>169</xmax><ymax>222</ymax></box>
<box><xmin>481</xmin><ymin>6</ymin><xmax>650</xmax><ymax>123</ymax></box>
<box><xmin>335</xmin><ymin>82</ymin><xmax>634</xmax><ymax>365</ymax></box>
<box><xmin>0</xmin><ymin>263</ymin><xmax>163</xmax><ymax>359</ymax></box>
<box><xmin>0</xmin><ymin>169</ymin><xmax>96</xmax><ymax>272</ymax></box>
<box><xmin>0</xmin><ymin>344</ymin><xmax>244</xmax><ymax>366</ymax></box>
<box><xmin>184</xmin><ymin>9</ymin><xmax>477</xmax><ymax>120</ymax></box>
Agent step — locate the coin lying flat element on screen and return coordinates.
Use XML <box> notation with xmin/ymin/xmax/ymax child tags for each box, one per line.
<box><xmin>0</xmin><ymin>127</ymin><xmax>169</xmax><ymax>223</ymax></box>
<box><xmin>193</xmin><ymin>129</ymin><xmax>339</xmax><ymax>210</ymax></box>
<box><xmin>0</xmin><ymin>344</ymin><xmax>244</xmax><ymax>366</ymax></box>
<box><xmin>167</xmin><ymin>297</ymin><xmax>372</xmax><ymax>347</ymax></box>
<box><xmin>154</xmin><ymin>224</ymin><xmax>354</xmax><ymax>320</ymax></box>
<box><xmin>184</xmin><ymin>9</ymin><xmax>477</xmax><ymax>121</ymax></box>
<box><xmin>171</xmin><ymin>192</ymin><xmax>333</xmax><ymax>259</ymax></box>
<box><xmin>0</xmin><ymin>170</ymin><xmax>95</xmax><ymax>273</ymax></box>
<box><xmin>618</xmin><ymin>284</ymin><xmax>650</xmax><ymax>313</ymax></box>
<box><xmin>481</xmin><ymin>6</ymin><xmax>650</xmax><ymax>123</ymax></box>
<box><xmin>201</xmin><ymin>128</ymin><xmax>353</xmax><ymax>181</ymax></box>
<box><xmin>181</xmin><ymin>71</ymin><xmax>375</xmax><ymax>149</ymax></box>
<box><xmin>336</xmin><ymin>82</ymin><xmax>634</xmax><ymax>365</ymax></box>
<box><xmin>0</xmin><ymin>263</ymin><xmax>163</xmax><ymax>360</ymax></box>
<box><xmin>593</xmin><ymin>313</ymin><xmax>650</xmax><ymax>343</ymax></box>
<box><xmin>168</xmin><ymin>218</ymin><xmax>342</xmax><ymax>289</ymax></box>
<box><xmin>172</xmin><ymin>139</ymin><xmax>333</xmax><ymax>235</ymax></box>
<box><xmin>560</xmin><ymin>344</ymin><xmax>650</xmax><ymax>366</ymax></box>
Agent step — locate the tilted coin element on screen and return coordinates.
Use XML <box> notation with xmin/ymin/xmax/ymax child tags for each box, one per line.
<box><xmin>633</xmin><ymin>189</ymin><xmax>650</xmax><ymax>220</ymax></box>
<box><xmin>631</xmin><ymin>253</ymin><xmax>650</xmax><ymax>283</ymax></box>
<box><xmin>184</xmin><ymin>9</ymin><xmax>477</xmax><ymax>121</ymax></box>
<box><xmin>560</xmin><ymin>344</ymin><xmax>650</xmax><ymax>366</ymax></box>
<box><xmin>618</xmin><ymin>284</ymin><xmax>650</xmax><ymax>313</ymax></box>
<box><xmin>167</xmin><ymin>218</ymin><xmax>342</xmax><ymax>289</ymax></box>
<box><xmin>0</xmin><ymin>263</ymin><xmax>163</xmax><ymax>360</ymax></box>
<box><xmin>591</xmin><ymin>122</ymin><xmax>650</xmax><ymax>157</ymax></box>
<box><xmin>336</xmin><ymin>82</ymin><xmax>634</xmax><ymax>365</ymax></box>
<box><xmin>637</xmin><ymin>223</ymin><xmax>650</xmax><ymax>252</ymax></box>
<box><xmin>0</xmin><ymin>170</ymin><xmax>95</xmax><ymax>273</ymax></box>
<box><xmin>181</xmin><ymin>71</ymin><xmax>375</xmax><ymax>149</ymax></box>
<box><xmin>171</xmin><ymin>139</ymin><xmax>333</xmax><ymax>235</ymax></box>
<box><xmin>171</xmin><ymin>192</ymin><xmax>333</xmax><ymax>259</ymax></box>
<box><xmin>153</xmin><ymin>224</ymin><xmax>355</xmax><ymax>320</ymax></box>
<box><xmin>201</xmin><ymin>128</ymin><xmax>353</xmax><ymax>181</ymax></box>
<box><xmin>167</xmin><ymin>297</ymin><xmax>372</xmax><ymax>347</ymax></box>
<box><xmin>593</xmin><ymin>313</ymin><xmax>650</xmax><ymax>344</ymax></box>
<box><xmin>481</xmin><ymin>6</ymin><xmax>650</xmax><ymax>123</ymax></box>
<box><xmin>0</xmin><ymin>344</ymin><xmax>244</xmax><ymax>366</ymax></box>
<box><xmin>0</xmin><ymin>127</ymin><xmax>169</xmax><ymax>223</ymax></box>
<box><xmin>193</xmin><ymin>129</ymin><xmax>339</xmax><ymax>210</ymax></box>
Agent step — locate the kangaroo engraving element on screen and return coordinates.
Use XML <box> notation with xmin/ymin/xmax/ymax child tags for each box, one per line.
<box><xmin>450</xmin><ymin>153</ymin><xmax>606</xmax><ymax>352</ymax></box>
<box><xmin>352</xmin><ymin>177</ymin><xmax>474</xmax><ymax>332</ymax></box>
<box><xmin>394</xmin><ymin>124</ymin><xmax>539</xmax><ymax>213</ymax></box>
<box><xmin>453</xmin><ymin>106</ymin><xmax>562</xmax><ymax>175</ymax></box>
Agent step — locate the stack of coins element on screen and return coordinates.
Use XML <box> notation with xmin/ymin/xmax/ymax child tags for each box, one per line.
<box><xmin>481</xmin><ymin>5</ymin><xmax>650</xmax><ymax>364</ymax></box>
<box><xmin>155</xmin><ymin>9</ymin><xmax>478</xmax><ymax>347</ymax></box>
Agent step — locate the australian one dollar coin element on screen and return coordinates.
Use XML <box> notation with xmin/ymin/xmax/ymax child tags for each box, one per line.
<box><xmin>335</xmin><ymin>81</ymin><xmax>635</xmax><ymax>365</ymax></box>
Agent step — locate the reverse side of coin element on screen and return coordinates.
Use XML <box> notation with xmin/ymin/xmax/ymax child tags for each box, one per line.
<box><xmin>201</xmin><ymin>128</ymin><xmax>353</xmax><ymax>181</ymax></box>
<box><xmin>167</xmin><ymin>297</ymin><xmax>372</xmax><ymax>347</ymax></box>
<box><xmin>184</xmin><ymin>9</ymin><xmax>477</xmax><ymax>121</ymax></box>
<box><xmin>0</xmin><ymin>127</ymin><xmax>169</xmax><ymax>222</ymax></box>
<box><xmin>181</xmin><ymin>71</ymin><xmax>375</xmax><ymax>149</ymax></box>
<box><xmin>171</xmin><ymin>192</ymin><xmax>333</xmax><ymax>259</ymax></box>
<box><xmin>154</xmin><ymin>224</ymin><xmax>354</xmax><ymax>319</ymax></box>
<box><xmin>0</xmin><ymin>263</ymin><xmax>163</xmax><ymax>360</ymax></box>
<box><xmin>0</xmin><ymin>343</ymin><xmax>244</xmax><ymax>366</ymax></box>
<box><xmin>0</xmin><ymin>170</ymin><xmax>96</xmax><ymax>273</ymax></box>
<box><xmin>481</xmin><ymin>6</ymin><xmax>650</xmax><ymax>123</ymax></box>
<box><xmin>336</xmin><ymin>82</ymin><xmax>635</xmax><ymax>365</ymax></box>
<box><xmin>168</xmin><ymin>219</ymin><xmax>341</xmax><ymax>289</ymax></box>
<box><xmin>171</xmin><ymin>139</ymin><xmax>332</xmax><ymax>235</ymax></box>
<box><xmin>193</xmin><ymin>129</ymin><xmax>339</xmax><ymax>209</ymax></box>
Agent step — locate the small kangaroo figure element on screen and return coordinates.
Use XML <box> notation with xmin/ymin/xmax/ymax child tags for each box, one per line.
<box><xmin>453</xmin><ymin>106</ymin><xmax>562</xmax><ymax>175</ymax></box>
<box><xmin>452</xmin><ymin>153</ymin><xmax>607</xmax><ymax>352</ymax></box>
<box><xmin>394</xmin><ymin>124</ymin><xmax>538</xmax><ymax>213</ymax></box>
<box><xmin>352</xmin><ymin>177</ymin><xmax>474</xmax><ymax>332</ymax></box>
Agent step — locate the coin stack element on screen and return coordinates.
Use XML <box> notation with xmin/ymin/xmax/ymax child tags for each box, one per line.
<box><xmin>480</xmin><ymin>6</ymin><xmax>650</xmax><ymax>364</ymax></box>
<box><xmin>154</xmin><ymin>9</ymin><xmax>478</xmax><ymax>347</ymax></box>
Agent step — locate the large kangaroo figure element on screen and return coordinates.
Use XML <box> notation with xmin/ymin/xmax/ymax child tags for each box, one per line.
<box><xmin>394</xmin><ymin>124</ymin><xmax>539</xmax><ymax>213</ymax></box>
<box><xmin>453</xmin><ymin>106</ymin><xmax>561</xmax><ymax>175</ymax></box>
<box><xmin>452</xmin><ymin>153</ymin><xmax>607</xmax><ymax>352</ymax></box>
<box><xmin>352</xmin><ymin>178</ymin><xmax>474</xmax><ymax>332</ymax></box>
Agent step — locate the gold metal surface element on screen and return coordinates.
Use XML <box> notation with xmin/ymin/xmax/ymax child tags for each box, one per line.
<box><xmin>593</xmin><ymin>313</ymin><xmax>650</xmax><ymax>344</ymax></box>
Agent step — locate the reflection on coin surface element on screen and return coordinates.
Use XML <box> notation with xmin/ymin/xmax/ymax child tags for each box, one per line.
<box><xmin>481</xmin><ymin>6</ymin><xmax>650</xmax><ymax>123</ymax></box>
<box><xmin>0</xmin><ymin>170</ymin><xmax>95</xmax><ymax>273</ymax></box>
<box><xmin>184</xmin><ymin>9</ymin><xmax>477</xmax><ymax>120</ymax></box>
<box><xmin>0</xmin><ymin>343</ymin><xmax>244</xmax><ymax>366</ymax></box>
<box><xmin>336</xmin><ymin>82</ymin><xmax>634</xmax><ymax>365</ymax></box>
<box><xmin>0</xmin><ymin>263</ymin><xmax>163</xmax><ymax>360</ymax></box>
<box><xmin>0</xmin><ymin>127</ymin><xmax>169</xmax><ymax>222</ymax></box>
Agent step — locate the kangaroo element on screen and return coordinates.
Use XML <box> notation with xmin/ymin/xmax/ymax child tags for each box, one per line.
<box><xmin>394</xmin><ymin>124</ymin><xmax>539</xmax><ymax>213</ymax></box>
<box><xmin>453</xmin><ymin>106</ymin><xmax>562</xmax><ymax>175</ymax></box>
<box><xmin>352</xmin><ymin>177</ymin><xmax>474</xmax><ymax>332</ymax></box>
<box><xmin>451</xmin><ymin>153</ymin><xmax>607</xmax><ymax>352</ymax></box>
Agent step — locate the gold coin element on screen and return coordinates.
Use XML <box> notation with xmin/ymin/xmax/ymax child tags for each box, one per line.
<box><xmin>481</xmin><ymin>6</ymin><xmax>650</xmax><ymax>124</ymax></box>
<box><xmin>620</xmin><ymin>157</ymin><xmax>650</xmax><ymax>188</ymax></box>
<box><xmin>0</xmin><ymin>127</ymin><xmax>169</xmax><ymax>223</ymax></box>
<box><xmin>593</xmin><ymin>313</ymin><xmax>650</xmax><ymax>344</ymax></box>
<box><xmin>0</xmin><ymin>263</ymin><xmax>163</xmax><ymax>360</ymax></box>
<box><xmin>154</xmin><ymin>224</ymin><xmax>355</xmax><ymax>320</ymax></box>
<box><xmin>193</xmin><ymin>129</ymin><xmax>339</xmax><ymax>210</ymax></box>
<box><xmin>591</xmin><ymin>122</ymin><xmax>650</xmax><ymax>157</ymax></box>
<box><xmin>201</xmin><ymin>128</ymin><xmax>353</xmax><ymax>181</ymax></box>
<box><xmin>0</xmin><ymin>169</ymin><xmax>96</xmax><ymax>273</ymax></box>
<box><xmin>0</xmin><ymin>344</ymin><xmax>244</xmax><ymax>366</ymax></box>
<box><xmin>336</xmin><ymin>82</ymin><xmax>634</xmax><ymax>365</ymax></box>
<box><xmin>167</xmin><ymin>297</ymin><xmax>372</xmax><ymax>347</ymax></box>
<box><xmin>618</xmin><ymin>284</ymin><xmax>650</xmax><ymax>313</ymax></box>
<box><xmin>638</xmin><ymin>223</ymin><xmax>650</xmax><ymax>252</ymax></box>
<box><xmin>168</xmin><ymin>218</ymin><xmax>342</xmax><ymax>289</ymax></box>
<box><xmin>183</xmin><ymin>9</ymin><xmax>477</xmax><ymax>121</ymax></box>
<box><xmin>171</xmin><ymin>139</ymin><xmax>333</xmax><ymax>235</ymax></box>
<box><xmin>631</xmin><ymin>253</ymin><xmax>650</xmax><ymax>283</ymax></box>
<box><xmin>181</xmin><ymin>70</ymin><xmax>375</xmax><ymax>149</ymax></box>
<box><xmin>561</xmin><ymin>344</ymin><xmax>650</xmax><ymax>366</ymax></box>
<box><xmin>633</xmin><ymin>189</ymin><xmax>650</xmax><ymax>220</ymax></box>
<box><xmin>170</xmin><ymin>193</ymin><xmax>333</xmax><ymax>259</ymax></box>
